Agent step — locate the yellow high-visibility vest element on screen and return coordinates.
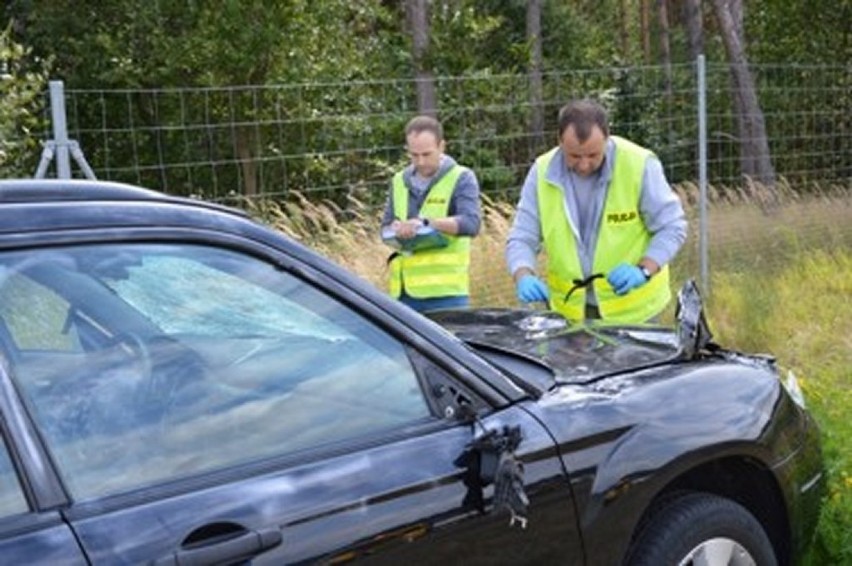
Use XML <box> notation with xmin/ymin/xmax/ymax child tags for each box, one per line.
<box><xmin>537</xmin><ymin>136</ymin><xmax>671</xmax><ymax>322</ymax></box>
<box><xmin>388</xmin><ymin>166</ymin><xmax>471</xmax><ymax>298</ymax></box>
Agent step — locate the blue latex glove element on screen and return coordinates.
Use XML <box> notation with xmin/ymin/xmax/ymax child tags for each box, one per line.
<box><xmin>516</xmin><ymin>274</ymin><xmax>550</xmax><ymax>303</ymax></box>
<box><xmin>607</xmin><ymin>263</ymin><xmax>648</xmax><ymax>296</ymax></box>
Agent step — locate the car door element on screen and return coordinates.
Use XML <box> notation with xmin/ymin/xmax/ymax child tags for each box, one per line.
<box><xmin>0</xmin><ymin>372</ymin><xmax>87</xmax><ymax>564</ymax></box>
<box><xmin>0</xmin><ymin>240</ymin><xmax>584</xmax><ymax>565</ymax></box>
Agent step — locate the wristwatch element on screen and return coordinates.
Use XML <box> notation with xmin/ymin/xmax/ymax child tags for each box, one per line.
<box><xmin>639</xmin><ymin>265</ymin><xmax>652</xmax><ymax>280</ymax></box>
<box><xmin>420</xmin><ymin>217</ymin><xmax>430</xmax><ymax>228</ymax></box>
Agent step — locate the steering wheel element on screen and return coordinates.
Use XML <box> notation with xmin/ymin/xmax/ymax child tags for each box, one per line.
<box><xmin>109</xmin><ymin>331</ymin><xmax>153</xmax><ymax>382</ymax></box>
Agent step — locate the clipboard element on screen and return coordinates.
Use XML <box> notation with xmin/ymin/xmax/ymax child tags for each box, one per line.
<box><xmin>382</xmin><ymin>225</ymin><xmax>449</xmax><ymax>252</ymax></box>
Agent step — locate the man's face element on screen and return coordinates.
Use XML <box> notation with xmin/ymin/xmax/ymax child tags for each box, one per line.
<box><xmin>560</xmin><ymin>124</ymin><xmax>607</xmax><ymax>177</ymax></box>
<box><xmin>406</xmin><ymin>130</ymin><xmax>445</xmax><ymax>178</ymax></box>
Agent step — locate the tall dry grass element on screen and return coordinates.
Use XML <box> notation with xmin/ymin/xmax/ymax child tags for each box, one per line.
<box><xmin>244</xmin><ymin>192</ymin><xmax>527</xmax><ymax>306</ymax></box>
<box><xmin>247</xmin><ymin>180</ymin><xmax>851</xmax><ymax>316</ymax></box>
<box><xmin>674</xmin><ymin>179</ymin><xmax>852</xmax><ymax>286</ymax></box>
<box><xmin>244</xmin><ymin>193</ymin><xmax>389</xmax><ymax>289</ymax></box>
<box><xmin>245</xmin><ymin>183</ymin><xmax>851</xmax><ymax>563</ymax></box>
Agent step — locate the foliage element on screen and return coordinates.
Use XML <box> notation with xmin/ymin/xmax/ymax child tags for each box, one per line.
<box><xmin>541</xmin><ymin>0</ymin><xmax>623</xmax><ymax>68</ymax></box>
<box><xmin>681</xmin><ymin>188</ymin><xmax>851</xmax><ymax>565</ymax></box>
<box><xmin>746</xmin><ymin>0</ymin><xmax>852</xmax><ymax>65</ymax></box>
<box><xmin>0</xmin><ymin>23</ymin><xmax>49</xmax><ymax>178</ymax></box>
<box><xmin>5</xmin><ymin>0</ymin><xmax>404</xmax><ymax>88</ymax></box>
<box><xmin>424</xmin><ymin>0</ymin><xmax>627</xmax><ymax>74</ymax></box>
<box><xmin>606</xmin><ymin>64</ymin><xmax>697</xmax><ymax>180</ymax></box>
<box><xmin>2</xmin><ymin>1</ymin><xmax>849</xmax><ymax>198</ymax></box>
<box><xmin>4</xmin><ymin>0</ymin><xmax>406</xmax><ymax>200</ymax></box>
<box><xmin>428</xmin><ymin>1</ymin><xmax>514</xmax><ymax>74</ymax></box>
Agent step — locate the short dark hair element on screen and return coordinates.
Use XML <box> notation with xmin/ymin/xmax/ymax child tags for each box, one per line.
<box><xmin>557</xmin><ymin>99</ymin><xmax>609</xmax><ymax>140</ymax></box>
<box><xmin>405</xmin><ymin>115</ymin><xmax>444</xmax><ymax>141</ymax></box>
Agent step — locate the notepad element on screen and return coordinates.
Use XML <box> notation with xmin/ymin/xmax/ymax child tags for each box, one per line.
<box><xmin>382</xmin><ymin>226</ymin><xmax>449</xmax><ymax>252</ymax></box>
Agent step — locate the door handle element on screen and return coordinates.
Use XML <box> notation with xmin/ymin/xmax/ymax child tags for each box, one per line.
<box><xmin>153</xmin><ymin>526</ymin><xmax>283</xmax><ymax>566</ymax></box>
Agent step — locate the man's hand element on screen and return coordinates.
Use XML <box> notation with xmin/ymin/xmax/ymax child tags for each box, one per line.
<box><xmin>516</xmin><ymin>274</ymin><xmax>550</xmax><ymax>303</ymax></box>
<box><xmin>607</xmin><ymin>263</ymin><xmax>648</xmax><ymax>296</ymax></box>
<box><xmin>392</xmin><ymin>218</ymin><xmax>423</xmax><ymax>240</ymax></box>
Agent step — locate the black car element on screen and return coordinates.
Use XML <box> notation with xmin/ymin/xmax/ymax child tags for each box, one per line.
<box><xmin>0</xmin><ymin>179</ymin><xmax>823</xmax><ymax>565</ymax></box>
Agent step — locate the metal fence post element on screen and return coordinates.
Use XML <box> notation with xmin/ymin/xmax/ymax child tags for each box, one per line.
<box><xmin>697</xmin><ymin>54</ymin><xmax>709</xmax><ymax>298</ymax></box>
<box><xmin>49</xmin><ymin>80</ymin><xmax>71</xmax><ymax>179</ymax></box>
<box><xmin>34</xmin><ymin>80</ymin><xmax>97</xmax><ymax>180</ymax></box>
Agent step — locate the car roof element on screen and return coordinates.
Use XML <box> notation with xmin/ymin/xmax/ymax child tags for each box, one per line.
<box><xmin>0</xmin><ymin>178</ymin><xmax>244</xmax><ymax>208</ymax></box>
<box><xmin>0</xmin><ymin>179</ymin><xmax>251</xmax><ymax>234</ymax></box>
<box><xmin>0</xmin><ymin>178</ymin><xmax>166</xmax><ymax>201</ymax></box>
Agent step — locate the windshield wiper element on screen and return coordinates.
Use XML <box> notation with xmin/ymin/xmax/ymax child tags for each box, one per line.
<box><xmin>563</xmin><ymin>273</ymin><xmax>604</xmax><ymax>304</ymax></box>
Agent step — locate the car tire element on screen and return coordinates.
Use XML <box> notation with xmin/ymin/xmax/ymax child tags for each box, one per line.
<box><xmin>625</xmin><ymin>492</ymin><xmax>777</xmax><ymax>566</ymax></box>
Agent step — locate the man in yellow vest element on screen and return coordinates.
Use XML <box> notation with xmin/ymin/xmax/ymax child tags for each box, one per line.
<box><xmin>381</xmin><ymin>115</ymin><xmax>482</xmax><ymax>313</ymax></box>
<box><xmin>506</xmin><ymin>99</ymin><xmax>687</xmax><ymax>323</ymax></box>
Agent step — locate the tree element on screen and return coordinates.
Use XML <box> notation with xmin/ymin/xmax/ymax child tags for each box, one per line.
<box><xmin>681</xmin><ymin>0</ymin><xmax>704</xmax><ymax>60</ymax></box>
<box><xmin>746</xmin><ymin>0</ymin><xmax>851</xmax><ymax>64</ymax></box>
<box><xmin>640</xmin><ymin>0</ymin><xmax>652</xmax><ymax>63</ymax></box>
<box><xmin>406</xmin><ymin>0</ymin><xmax>437</xmax><ymax>116</ymax></box>
<box><xmin>657</xmin><ymin>0</ymin><xmax>673</xmax><ymax>99</ymax></box>
<box><xmin>710</xmin><ymin>0</ymin><xmax>776</xmax><ymax>191</ymax></box>
<box><xmin>526</xmin><ymin>0</ymin><xmax>544</xmax><ymax>152</ymax></box>
<box><xmin>618</xmin><ymin>0</ymin><xmax>630</xmax><ymax>60</ymax></box>
<box><xmin>0</xmin><ymin>23</ymin><xmax>50</xmax><ymax>178</ymax></box>
<box><xmin>744</xmin><ymin>0</ymin><xmax>851</xmax><ymax>187</ymax></box>
<box><xmin>6</xmin><ymin>0</ymin><xmax>403</xmax><ymax>197</ymax></box>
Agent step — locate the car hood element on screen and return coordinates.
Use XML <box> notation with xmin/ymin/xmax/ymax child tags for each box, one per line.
<box><xmin>428</xmin><ymin>280</ymin><xmax>716</xmax><ymax>385</ymax></box>
<box><xmin>428</xmin><ymin>308</ymin><xmax>681</xmax><ymax>384</ymax></box>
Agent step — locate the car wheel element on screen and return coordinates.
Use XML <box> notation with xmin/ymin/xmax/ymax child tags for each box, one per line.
<box><xmin>626</xmin><ymin>492</ymin><xmax>776</xmax><ymax>566</ymax></box>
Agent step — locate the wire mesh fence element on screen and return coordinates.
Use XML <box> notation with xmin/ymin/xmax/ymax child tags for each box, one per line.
<box><xmin>36</xmin><ymin>61</ymin><xmax>849</xmax><ymax>204</ymax></box>
<box><xmin>7</xmin><ymin>60</ymin><xmax>852</xmax><ymax>306</ymax></box>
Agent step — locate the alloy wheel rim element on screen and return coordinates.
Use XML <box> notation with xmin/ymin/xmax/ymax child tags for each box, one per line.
<box><xmin>678</xmin><ymin>537</ymin><xmax>756</xmax><ymax>566</ymax></box>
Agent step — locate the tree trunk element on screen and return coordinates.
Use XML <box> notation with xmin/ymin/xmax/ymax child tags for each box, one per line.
<box><xmin>527</xmin><ymin>0</ymin><xmax>544</xmax><ymax>153</ymax></box>
<box><xmin>640</xmin><ymin>0</ymin><xmax>652</xmax><ymax>63</ymax></box>
<box><xmin>406</xmin><ymin>0</ymin><xmax>437</xmax><ymax>117</ymax></box>
<box><xmin>725</xmin><ymin>0</ymin><xmax>749</xmax><ymax>177</ymax></box>
<box><xmin>710</xmin><ymin>0</ymin><xmax>777</xmax><ymax>195</ymax></box>
<box><xmin>235</xmin><ymin>126</ymin><xmax>258</xmax><ymax>197</ymax></box>
<box><xmin>618</xmin><ymin>0</ymin><xmax>630</xmax><ymax>60</ymax></box>
<box><xmin>682</xmin><ymin>0</ymin><xmax>704</xmax><ymax>60</ymax></box>
<box><xmin>656</xmin><ymin>0</ymin><xmax>674</xmax><ymax>152</ymax></box>
<box><xmin>657</xmin><ymin>0</ymin><xmax>673</xmax><ymax>100</ymax></box>
<box><xmin>680</xmin><ymin>0</ymin><xmax>704</xmax><ymax>196</ymax></box>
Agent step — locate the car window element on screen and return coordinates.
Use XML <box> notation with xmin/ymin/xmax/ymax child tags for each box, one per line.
<box><xmin>0</xmin><ymin>244</ymin><xmax>431</xmax><ymax>501</ymax></box>
<box><xmin>0</xmin><ymin>269</ymin><xmax>81</xmax><ymax>353</ymax></box>
<box><xmin>0</xmin><ymin>436</ymin><xmax>28</xmax><ymax>517</ymax></box>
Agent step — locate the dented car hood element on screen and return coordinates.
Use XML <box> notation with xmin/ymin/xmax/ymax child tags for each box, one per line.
<box><xmin>428</xmin><ymin>308</ymin><xmax>681</xmax><ymax>384</ymax></box>
<box><xmin>429</xmin><ymin>280</ymin><xmax>715</xmax><ymax>385</ymax></box>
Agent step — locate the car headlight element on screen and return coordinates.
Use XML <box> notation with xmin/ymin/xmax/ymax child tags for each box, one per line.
<box><xmin>782</xmin><ymin>369</ymin><xmax>807</xmax><ymax>410</ymax></box>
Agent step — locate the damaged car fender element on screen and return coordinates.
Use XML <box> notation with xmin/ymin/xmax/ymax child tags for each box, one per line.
<box><xmin>527</xmin><ymin>362</ymin><xmax>811</xmax><ymax>564</ymax></box>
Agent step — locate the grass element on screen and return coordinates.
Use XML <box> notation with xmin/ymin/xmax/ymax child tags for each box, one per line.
<box><xmin>247</xmin><ymin>184</ymin><xmax>851</xmax><ymax>564</ymax></box>
<box><xmin>711</xmin><ymin>251</ymin><xmax>852</xmax><ymax>565</ymax></box>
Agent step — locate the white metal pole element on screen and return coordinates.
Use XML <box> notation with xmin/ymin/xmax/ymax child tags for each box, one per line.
<box><xmin>697</xmin><ymin>55</ymin><xmax>709</xmax><ymax>298</ymax></box>
<box><xmin>49</xmin><ymin>80</ymin><xmax>71</xmax><ymax>179</ymax></box>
